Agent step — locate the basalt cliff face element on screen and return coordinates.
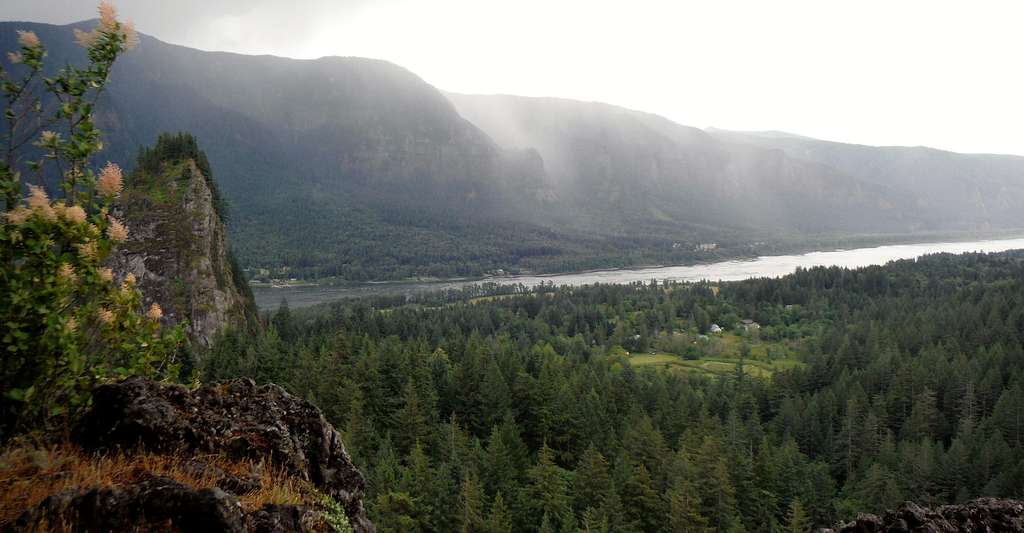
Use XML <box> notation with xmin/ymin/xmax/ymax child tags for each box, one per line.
<box><xmin>109</xmin><ymin>135</ymin><xmax>258</xmax><ymax>349</ymax></box>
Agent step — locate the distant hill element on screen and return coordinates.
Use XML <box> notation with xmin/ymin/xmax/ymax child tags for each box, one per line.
<box><xmin>3</xmin><ymin>21</ymin><xmax>1022</xmax><ymax>280</ymax></box>
<box><xmin>707</xmin><ymin>128</ymin><xmax>1024</xmax><ymax>230</ymax></box>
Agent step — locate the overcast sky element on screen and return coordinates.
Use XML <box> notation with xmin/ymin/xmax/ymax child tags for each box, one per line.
<box><xmin>5</xmin><ymin>0</ymin><xmax>1023</xmax><ymax>155</ymax></box>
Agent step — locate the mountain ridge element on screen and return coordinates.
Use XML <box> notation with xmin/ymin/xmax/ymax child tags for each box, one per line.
<box><xmin>446</xmin><ymin>92</ymin><xmax>921</xmax><ymax>234</ymax></box>
<box><xmin>3</xmin><ymin>20</ymin><xmax>1023</xmax><ymax>281</ymax></box>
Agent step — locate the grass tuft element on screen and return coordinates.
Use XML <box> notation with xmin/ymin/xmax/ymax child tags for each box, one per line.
<box><xmin>0</xmin><ymin>444</ymin><xmax>320</xmax><ymax>527</ymax></box>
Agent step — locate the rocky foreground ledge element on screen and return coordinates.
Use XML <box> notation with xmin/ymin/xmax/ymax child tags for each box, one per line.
<box><xmin>4</xmin><ymin>377</ymin><xmax>374</xmax><ymax>533</ymax></box>
<box><xmin>822</xmin><ymin>497</ymin><xmax>1024</xmax><ymax>532</ymax></box>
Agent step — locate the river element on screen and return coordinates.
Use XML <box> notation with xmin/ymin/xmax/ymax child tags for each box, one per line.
<box><xmin>252</xmin><ymin>237</ymin><xmax>1024</xmax><ymax>310</ymax></box>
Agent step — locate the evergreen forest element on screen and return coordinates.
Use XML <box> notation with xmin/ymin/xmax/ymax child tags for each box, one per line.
<box><xmin>205</xmin><ymin>250</ymin><xmax>1024</xmax><ymax>531</ymax></box>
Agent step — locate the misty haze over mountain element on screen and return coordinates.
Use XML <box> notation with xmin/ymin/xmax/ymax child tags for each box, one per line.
<box><xmin>2</xmin><ymin>20</ymin><xmax>1023</xmax><ymax>280</ymax></box>
<box><xmin>7</xmin><ymin>0</ymin><xmax>1024</xmax><ymax>157</ymax></box>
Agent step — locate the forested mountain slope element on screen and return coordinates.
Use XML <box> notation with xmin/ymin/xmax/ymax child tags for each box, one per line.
<box><xmin>1</xmin><ymin>20</ymin><xmax>556</xmax><ymax>280</ymax></box>
<box><xmin>447</xmin><ymin>93</ymin><xmax>919</xmax><ymax>235</ymax></box>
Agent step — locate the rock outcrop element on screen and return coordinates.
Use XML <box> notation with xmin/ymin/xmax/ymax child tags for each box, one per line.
<box><xmin>7</xmin><ymin>477</ymin><xmax>338</xmax><ymax>533</ymax></box>
<box><xmin>822</xmin><ymin>498</ymin><xmax>1024</xmax><ymax>532</ymax></box>
<box><xmin>9</xmin><ymin>377</ymin><xmax>373</xmax><ymax>533</ymax></box>
<box><xmin>6</xmin><ymin>477</ymin><xmax>248</xmax><ymax>532</ymax></box>
<box><xmin>109</xmin><ymin>133</ymin><xmax>258</xmax><ymax>349</ymax></box>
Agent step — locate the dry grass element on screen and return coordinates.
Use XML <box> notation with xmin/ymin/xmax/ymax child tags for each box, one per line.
<box><xmin>0</xmin><ymin>443</ymin><xmax>319</xmax><ymax>527</ymax></box>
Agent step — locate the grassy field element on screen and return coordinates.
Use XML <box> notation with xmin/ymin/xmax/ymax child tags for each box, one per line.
<box><xmin>629</xmin><ymin>351</ymin><xmax>803</xmax><ymax>378</ymax></box>
<box><xmin>628</xmin><ymin>331</ymin><xmax>804</xmax><ymax>378</ymax></box>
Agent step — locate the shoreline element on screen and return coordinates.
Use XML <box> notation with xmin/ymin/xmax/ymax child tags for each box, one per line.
<box><xmin>250</xmin><ymin>234</ymin><xmax>1024</xmax><ymax>310</ymax></box>
<box><xmin>252</xmin><ymin>230</ymin><xmax>1024</xmax><ymax>290</ymax></box>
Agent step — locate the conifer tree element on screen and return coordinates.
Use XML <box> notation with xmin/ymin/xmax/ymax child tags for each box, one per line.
<box><xmin>538</xmin><ymin>513</ymin><xmax>556</xmax><ymax>533</ymax></box>
<box><xmin>666</xmin><ymin>478</ymin><xmax>707</xmax><ymax>533</ymax></box>
<box><xmin>903</xmin><ymin>388</ymin><xmax>939</xmax><ymax>441</ymax></box>
<box><xmin>991</xmin><ymin>384</ymin><xmax>1024</xmax><ymax>447</ymax></box>
<box><xmin>485</xmin><ymin>492</ymin><xmax>513</xmax><ymax>533</ymax></box>
<box><xmin>573</xmin><ymin>445</ymin><xmax>615</xmax><ymax>516</ymax></box>
<box><xmin>371</xmin><ymin>436</ymin><xmax>402</xmax><ymax>496</ymax></box>
<box><xmin>785</xmin><ymin>498</ymin><xmax>811</xmax><ymax>533</ymax></box>
<box><xmin>695</xmin><ymin>437</ymin><xmax>743</xmax><ymax>533</ymax></box>
<box><xmin>856</xmin><ymin>463</ymin><xmax>902</xmax><ymax>512</ymax></box>
<box><xmin>371</xmin><ymin>491</ymin><xmax>422</xmax><ymax>533</ymax></box>
<box><xmin>394</xmin><ymin>379</ymin><xmax>429</xmax><ymax>454</ymax></box>
<box><xmin>400</xmin><ymin>443</ymin><xmax>437</xmax><ymax>531</ymax></box>
<box><xmin>482</xmin><ymin>357</ymin><xmax>512</xmax><ymax>429</ymax></box>
<box><xmin>620</xmin><ymin>463</ymin><xmax>663</xmax><ymax>533</ymax></box>
<box><xmin>272</xmin><ymin>298</ymin><xmax>296</xmax><ymax>342</ymax></box>
<box><xmin>456</xmin><ymin>473</ymin><xmax>486</xmax><ymax>533</ymax></box>
<box><xmin>558</xmin><ymin>510</ymin><xmax>579</xmax><ymax>533</ymax></box>
<box><xmin>579</xmin><ymin>508</ymin><xmax>611</xmax><ymax>533</ymax></box>
<box><xmin>526</xmin><ymin>444</ymin><xmax>573</xmax><ymax>530</ymax></box>
<box><xmin>344</xmin><ymin>387</ymin><xmax>376</xmax><ymax>464</ymax></box>
<box><xmin>478</xmin><ymin>429</ymin><xmax>508</xmax><ymax>494</ymax></box>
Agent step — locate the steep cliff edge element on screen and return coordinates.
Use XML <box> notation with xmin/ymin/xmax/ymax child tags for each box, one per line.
<box><xmin>109</xmin><ymin>134</ymin><xmax>257</xmax><ymax>349</ymax></box>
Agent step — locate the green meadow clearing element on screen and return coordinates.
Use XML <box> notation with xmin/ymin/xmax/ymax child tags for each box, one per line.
<box><xmin>627</xmin><ymin>331</ymin><xmax>805</xmax><ymax>378</ymax></box>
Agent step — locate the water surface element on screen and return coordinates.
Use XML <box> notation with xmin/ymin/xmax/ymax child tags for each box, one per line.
<box><xmin>253</xmin><ymin>237</ymin><xmax>1024</xmax><ymax>309</ymax></box>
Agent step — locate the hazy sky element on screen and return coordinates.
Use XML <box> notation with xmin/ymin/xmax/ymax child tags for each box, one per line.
<box><xmin>5</xmin><ymin>0</ymin><xmax>1024</xmax><ymax>155</ymax></box>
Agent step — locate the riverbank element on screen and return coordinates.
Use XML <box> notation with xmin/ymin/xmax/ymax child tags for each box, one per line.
<box><xmin>251</xmin><ymin>235</ymin><xmax>1024</xmax><ymax>310</ymax></box>
<box><xmin>251</xmin><ymin>229</ymin><xmax>1024</xmax><ymax>290</ymax></box>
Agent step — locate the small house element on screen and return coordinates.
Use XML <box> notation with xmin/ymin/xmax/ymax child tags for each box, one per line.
<box><xmin>709</xmin><ymin>324</ymin><xmax>723</xmax><ymax>334</ymax></box>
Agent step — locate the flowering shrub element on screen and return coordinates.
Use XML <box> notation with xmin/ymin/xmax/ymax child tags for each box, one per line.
<box><xmin>0</xmin><ymin>3</ymin><xmax>183</xmax><ymax>439</ymax></box>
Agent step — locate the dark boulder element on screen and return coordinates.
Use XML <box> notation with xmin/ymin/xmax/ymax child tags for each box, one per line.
<box><xmin>4</xmin><ymin>477</ymin><xmax>247</xmax><ymax>533</ymax></box>
<box><xmin>822</xmin><ymin>498</ymin><xmax>1024</xmax><ymax>532</ymax></box>
<box><xmin>72</xmin><ymin>376</ymin><xmax>373</xmax><ymax>533</ymax></box>
<box><xmin>6</xmin><ymin>477</ymin><xmax>333</xmax><ymax>533</ymax></box>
